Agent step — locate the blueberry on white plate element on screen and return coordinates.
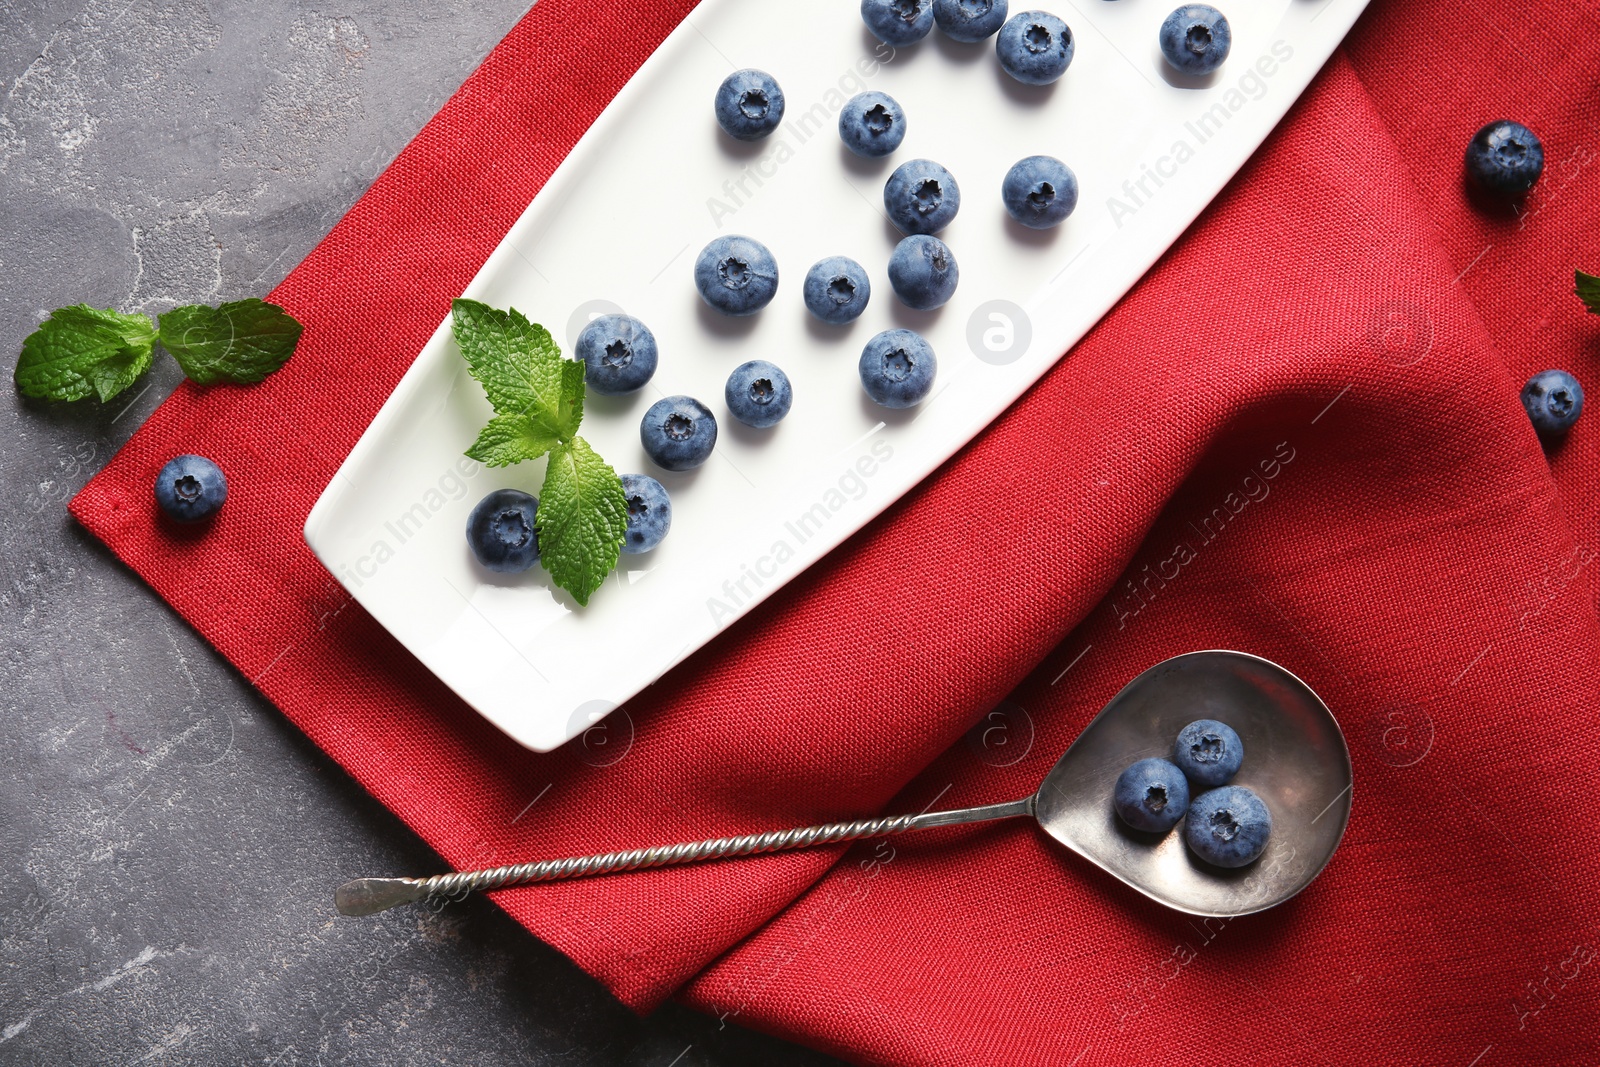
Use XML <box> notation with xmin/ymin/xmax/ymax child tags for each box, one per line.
<box><xmin>803</xmin><ymin>256</ymin><xmax>872</xmax><ymax>324</ymax></box>
<box><xmin>641</xmin><ymin>395</ymin><xmax>718</xmax><ymax>471</ymax></box>
<box><xmin>839</xmin><ymin>90</ymin><xmax>907</xmax><ymax>158</ymax></box>
<box><xmin>575</xmin><ymin>313</ymin><xmax>657</xmax><ymax>395</ymax></box>
<box><xmin>859</xmin><ymin>328</ymin><xmax>937</xmax><ymax>408</ymax></box>
<box><xmin>996</xmin><ymin>10</ymin><xmax>1074</xmax><ymax>85</ymax></box>
<box><xmin>884</xmin><ymin>158</ymin><xmax>961</xmax><ymax>235</ymax></box>
<box><xmin>694</xmin><ymin>235</ymin><xmax>779</xmax><ymax>316</ymax></box>
<box><xmin>888</xmin><ymin>234</ymin><xmax>959</xmax><ymax>311</ymax></box>
<box><xmin>466</xmin><ymin>488</ymin><xmax>540</xmax><ymax>573</ymax></box>
<box><xmin>861</xmin><ymin>0</ymin><xmax>935</xmax><ymax>46</ymax></box>
<box><xmin>1001</xmin><ymin>155</ymin><xmax>1077</xmax><ymax>229</ymax></box>
<box><xmin>725</xmin><ymin>360</ymin><xmax>793</xmax><ymax>429</ymax></box>
<box><xmin>619</xmin><ymin>474</ymin><xmax>671</xmax><ymax>554</ymax></box>
<box><xmin>714</xmin><ymin>69</ymin><xmax>785</xmax><ymax>141</ymax></box>
<box><xmin>1159</xmin><ymin>5</ymin><xmax>1231</xmax><ymax>76</ymax></box>
<box><xmin>933</xmin><ymin>0</ymin><xmax>1008</xmax><ymax>42</ymax></box>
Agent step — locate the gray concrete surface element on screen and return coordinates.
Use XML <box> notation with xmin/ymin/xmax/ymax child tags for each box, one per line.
<box><xmin>0</xmin><ymin>2</ymin><xmax>842</xmax><ymax>1063</ymax></box>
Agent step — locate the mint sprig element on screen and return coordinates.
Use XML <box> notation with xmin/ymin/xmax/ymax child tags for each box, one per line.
<box><xmin>158</xmin><ymin>299</ymin><xmax>302</xmax><ymax>384</ymax></box>
<box><xmin>14</xmin><ymin>297</ymin><xmax>302</xmax><ymax>402</ymax></box>
<box><xmin>15</xmin><ymin>305</ymin><xmax>157</xmax><ymax>402</ymax></box>
<box><xmin>451</xmin><ymin>298</ymin><xmax>626</xmax><ymax>606</ymax></box>
<box><xmin>1576</xmin><ymin>269</ymin><xmax>1600</xmax><ymax>315</ymax></box>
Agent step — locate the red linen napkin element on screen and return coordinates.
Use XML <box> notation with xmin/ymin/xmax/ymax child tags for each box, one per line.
<box><xmin>70</xmin><ymin>0</ymin><xmax>1600</xmax><ymax>1063</ymax></box>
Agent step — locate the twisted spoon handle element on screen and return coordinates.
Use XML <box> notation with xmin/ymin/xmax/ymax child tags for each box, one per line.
<box><xmin>336</xmin><ymin>795</ymin><xmax>1035</xmax><ymax>916</ymax></box>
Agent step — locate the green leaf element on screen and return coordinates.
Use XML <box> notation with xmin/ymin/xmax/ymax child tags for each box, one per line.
<box><xmin>158</xmin><ymin>298</ymin><xmax>303</xmax><ymax>385</ymax></box>
<box><xmin>1576</xmin><ymin>270</ymin><xmax>1600</xmax><ymax>315</ymax></box>
<box><xmin>537</xmin><ymin>437</ymin><xmax>627</xmax><ymax>607</ymax></box>
<box><xmin>14</xmin><ymin>305</ymin><xmax>157</xmax><ymax>402</ymax></box>
<box><xmin>466</xmin><ymin>413</ymin><xmax>566</xmax><ymax>467</ymax></box>
<box><xmin>451</xmin><ymin>298</ymin><xmax>567</xmax><ymax>421</ymax></box>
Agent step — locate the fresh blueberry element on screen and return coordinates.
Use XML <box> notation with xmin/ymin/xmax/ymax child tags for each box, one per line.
<box><xmin>1173</xmin><ymin>719</ymin><xmax>1244</xmax><ymax>788</ymax></box>
<box><xmin>1112</xmin><ymin>757</ymin><xmax>1191</xmax><ymax>833</ymax></box>
<box><xmin>1522</xmin><ymin>369</ymin><xmax>1584</xmax><ymax>439</ymax></box>
<box><xmin>154</xmin><ymin>454</ymin><xmax>227</xmax><ymax>523</ymax></box>
<box><xmin>619</xmin><ymin>474</ymin><xmax>671</xmax><ymax>554</ymax></box>
<box><xmin>640</xmin><ymin>395</ymin><xmax>718</xmax><ymax>471</ymax></box>
<box><xmin>861</xmin><ymin>0</ymin><xmax>935</xmax><ymax>46</ymax></box>
<box><xmin>714</xmin><ymin>69</ymin><xmax>785</xmax><ymax>141</ymax></box>
<box><xmin>803</xmin><ymin>256</ymin><xmax>872</xmax><ymax>324</ymax></box>
<box><xmin>839</xmin><ymin>91</ymin><xmax>907</xmax><ymax>158</ymax></box>
<box><xmin>1184</xmin><ymin>785</ymin><xmax>1272</xmax><ymax>868</ymax></box>
<box><xmin>575</xmin><ymin>313</ymin><xmax>657</xmax><ymax>395</ymax></box>
<box><xmin>694</xmin><ymin>235</ymin><xmax>779</xmax><ymax>317</ymax></box>
<box><xmin>884</xmin><ymin>158</ymin><xmax>961</xmax><ymax>235</ymax></box>
<box><xmin>996</xmin><ymin>11</ymin><xmax>1074</xmax><ymax>85</ymax></box>
<box><xmin>1159</xmin><ymin>5</ymin><xmax>1231</xmax><ymax>76</ymax></box>
<box><xmin>859</xmin><ymin>328</ymin><xmax>937</xmax><ymax>408</ymax></box>
<box><xmin>1466</xmin><ymin>120</ymin><xmax>1545</xmax><ymax>197</ymax></box>
<box><xmin>934</xmin><ymin>0</ymin><xmax>1008</xmax><ymax>42</ymax></box>
<box><xmin>725</xmin><ymin>359</ymin><xmax>793</xmax><ymax>429</ymax></box>
<box><xmin>888</xmin><ymin>234</ymin><xmax>959</xmax><ymax>310</ymax></box>
<box><xmin>466</xmin><ymin>489</ymin><xmax>540</xmax><ymax>573</ymax></box>
<box><xmin>1002</xmin><ymin>155</ymin><xmax>1078</xmax><ymax>228</ymax></box>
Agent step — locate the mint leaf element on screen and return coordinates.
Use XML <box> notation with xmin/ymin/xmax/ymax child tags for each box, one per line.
<box><xmin>537</xmin><ymin>436</ymin><xmax>627</xmax><ymax>606</ymax></box>
<box><xmin>158</xmin><ymin>298</ymin><xmax>302</xmax><ymax>385</ymax></box>
<box><xmin>451</xmin><ymin>298</ymin><xmax>572</xmax><ymax>430</ymax></box>
<box><xmin>467</xmin><ymin>413</ymin><xmax>565</xmax><ymax>466</ymax></box>
<box><xmin>15</xmin><ymin>305</ymin><xmax>156</xmax><ymax>402</ymax></box>
<box><xmin>1576</xmin><ymin>270</ymin><xmax>1600</xmax><ymax>315</ymax></box>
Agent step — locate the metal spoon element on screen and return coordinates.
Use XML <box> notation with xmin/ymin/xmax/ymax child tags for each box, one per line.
<box><xmin>336</xmin><ymin>650</ymin><xmax>1351</xmax><ymax>918</ymax></box>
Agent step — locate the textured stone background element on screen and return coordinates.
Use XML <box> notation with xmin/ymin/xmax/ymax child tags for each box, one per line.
<box><xmin>0</xmin><ymin>2</ymin><xmax>839</xmax><ymax>1062</ymax></box>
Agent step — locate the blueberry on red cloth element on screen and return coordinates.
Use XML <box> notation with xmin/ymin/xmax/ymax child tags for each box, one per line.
<box><xmin>1521</xmin><ymin>369</ymin><xmax>1583</xmax><ymax>439</ymax></box>
<box><xmin>1465</xmin><ymin>120</ymin><xmax>1544</xmax><ymax>196</ymax></box>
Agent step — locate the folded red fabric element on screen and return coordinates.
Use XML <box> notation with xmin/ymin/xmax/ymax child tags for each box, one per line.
<box><xmin>71</xmin><ymin>0</ymin><xmax>1600</xmax><ymax>1064</ymax></box>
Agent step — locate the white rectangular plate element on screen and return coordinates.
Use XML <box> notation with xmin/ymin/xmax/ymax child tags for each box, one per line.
<box><xmin>304</xmin><ymin>0</ymin><xmax>1369</xmax><ymax>751</ymax></box>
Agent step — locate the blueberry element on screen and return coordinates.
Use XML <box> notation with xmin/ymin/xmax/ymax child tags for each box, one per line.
<box><xmin>575</xmin><ymin>314</ymin><xmax>657</xmax><ymax>395</ymax></box>
<box><xmin>1466</xmin><ymin>120</ymin><xmax>1545</xmax><ymax>197</ymax></box>
<box><xmin>859</xmin><ymin>329</ymin><xmax>937</xmax><ymax>408</ymax></box>
<box><xmin>694</xmin><ymin>235</ymin><xmax>780</xmax><ymax>317</ymax></box>
<box><xmin>714</xmin><ymin>69</ymin><xmax>785</xmax><ymax>141</ymax></box>
<box><xmin>861</xmin><ymin>0</ymin><xmax>935</xmax><ymax>46</ymax></box>
<box><xmin>1184</xmin><ymin>785</ymin><xmax>1272</xmax><ymax>868</ymax></box>
<box><xmin>1112</xmin><ymin>757</ymin><xmax>1191</xmax><ymax>834</ymax></box>
<box><xmin>996</xmin><ymin>11</ymin><xmax>1074</xmax><ymax>85</ymax></box>
<box><xmin>466</xmin><ymin>489</ymin><xmax>540</xmax><ymax>573</ymax></box>
<box><xmin>724</xmin><ymin>359</ymin><xmax>794</xmax><ymax>429</ymax></box>
<box><xmin>933</xmin><ymin>0</ymin><xmax>1008</xmax><ymax>42</ymax></box>
<box><xmin>1522</xmin><ymin>369</ymin><xmax>1584</xmax><ymax>439</ymax></box>
<box><xmin>641</xmin><ymin>395</ymin><xmax>718</xmax><ymax>471</ymax></box>
<box><xmin>1002</xmin><ymin>155</ymin><xmax>1078</xmax><ymax>228</ymax></box>
<box><xmin>1173</xmin><ymin>719</ymin><xmax>1244</xmax><ymax>788</ymax></box>
<box><xmin>1159</xmin><ymin>5</ymin><xmax>1231</xmax><ymax>76</ymax></box>
<box><xmin>884</xmin><ymin>158</ymin><xmax>961</xmax><ymax>235</ymax></box>
<box><xmin>888</xmin><ymin>234</ymin><xmax>959</xmax><ymax>310</ymax></box>
<box><xmin>154</xmin><ymin>454</ymin><xmax>227</xmax><ymax>523</ymax></box>
<box><xmin>803</xmin><ymin>256</ymin><xmax>872</xmax><ymax>324</ymax></box>
<box><xmin>839</xmin><ymin>91</ymin><xmax>907</xmax><ymax>158</ymax></box>
<box><xmin>619</xmin><ymin>474</ymin><xmax>671</xmax><ymax>554</ymax></box>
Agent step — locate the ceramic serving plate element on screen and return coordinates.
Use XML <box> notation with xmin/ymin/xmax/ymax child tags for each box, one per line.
<box><xmin>304</xmin><ymin>0</ymin><xmax>1371</xmax><ymax>751</ymax></box>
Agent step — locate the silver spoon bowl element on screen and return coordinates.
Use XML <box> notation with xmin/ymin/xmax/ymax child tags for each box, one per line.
<box><xmin>337</xmin><ymin>650</ymin><xmax>1351</xmax><ymax>918</ymax></box>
